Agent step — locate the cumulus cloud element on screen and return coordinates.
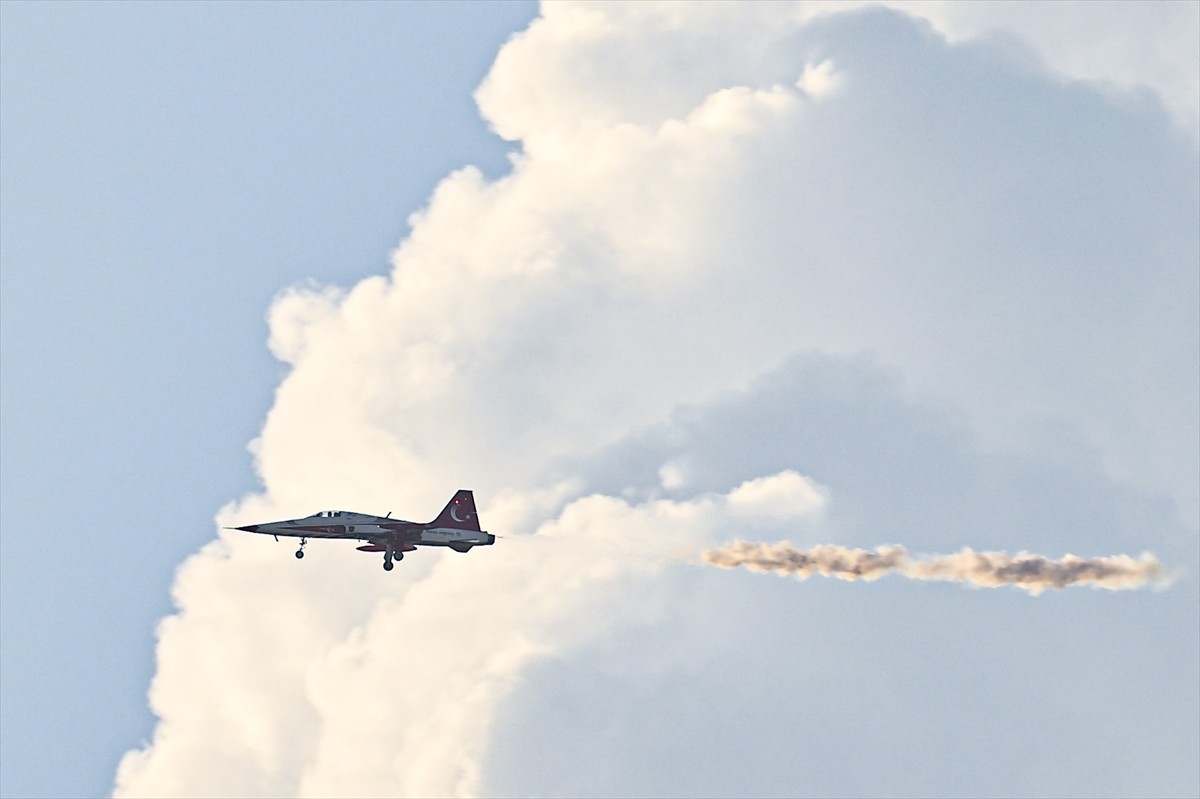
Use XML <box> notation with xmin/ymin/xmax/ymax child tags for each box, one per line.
<box><xmin>116</xmin><ymin>3</ymin><xmax>1199</xmax><ymax>798</ymax></box>
<box><xmin>115</xmin><ymin>476</ymin><xmax>825</xmax><ymax>798</ymax></box>
<box><xmin>880</xmin><ymin>0</ymin><xmax>1200</xmax><ymax>142</ymax></box>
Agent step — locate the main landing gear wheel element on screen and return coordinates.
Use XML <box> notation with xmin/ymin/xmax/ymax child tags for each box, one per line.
<box><xmin>383</xmin><ymin>560</ymin><xmax>394</xmax><ymax>571</ymax></box>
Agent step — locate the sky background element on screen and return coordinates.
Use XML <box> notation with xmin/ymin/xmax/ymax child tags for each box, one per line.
<box><xmin>1</xmin><ymin>3</ymin><xmax>1197</xmax><ymax>799</ymax></box>
<box><xmin>1</xmin><ymin>3</ymin><xmax>537</xmax><ymax>796</ymax></box>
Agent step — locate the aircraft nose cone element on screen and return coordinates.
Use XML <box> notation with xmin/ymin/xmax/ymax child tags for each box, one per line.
<box><xmin>235</xmin><ymin>524</ymin><xmax>260</xmax><ymax>532</ymax></box>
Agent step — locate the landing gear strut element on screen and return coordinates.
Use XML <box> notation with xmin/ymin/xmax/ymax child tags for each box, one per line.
<box><xmin>295</xmin><ymin>538</ymin><xmax>307</xmax><ymax>560</ymax></box>
<box><xmin>382</xmin><ymin>545</ymin><xmax>405</xmax><ymax>571</ymax></box>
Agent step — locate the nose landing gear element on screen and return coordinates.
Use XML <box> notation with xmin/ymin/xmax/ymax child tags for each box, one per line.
<box><xmin>295</xmin><ymin>538</ymin><xmax>308</xmax><ymax>559</ymax></box>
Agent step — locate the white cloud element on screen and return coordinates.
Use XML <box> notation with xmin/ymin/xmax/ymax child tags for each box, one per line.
<box><xmin>796</xmin><ymin>58</ymin><xmax>841</xmax><ymax>99</ymax></box>
<box><xmin>809</xmin><ymin>0</ymin><xmax>1200</xmax><ymax>142</ymax></box>
<box><xmin>115</xmin><ymin>476</ymin><xmax>825</xmax><ymax>798</ymax></box>
<box><xmin>116</xmin><ymin>3</ymin><xmax>1199</xmax><ymax>798</ymax></box>
<box><xmin>726</xmin><ymin>470</ymin><xmax>828</xmax><ymax>518</ymax></box>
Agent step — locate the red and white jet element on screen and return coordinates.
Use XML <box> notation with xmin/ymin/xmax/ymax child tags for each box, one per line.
<box><xmin>230</xmin><ymin>489</ymin><xmax>494</xmax><ymax>571</ymax></box>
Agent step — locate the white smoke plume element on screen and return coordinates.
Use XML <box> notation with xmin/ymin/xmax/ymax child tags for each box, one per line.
<box><xmin>702</xmin><ymin>540</ymin><xmax>1168</xmax><ymax>595</ymax></box>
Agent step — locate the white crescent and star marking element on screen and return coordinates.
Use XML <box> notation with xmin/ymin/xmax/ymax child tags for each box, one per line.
<box><xmin>449</xmin><ymin>503</ymin><xmax>473</xmax><ymax>523</ymax></box>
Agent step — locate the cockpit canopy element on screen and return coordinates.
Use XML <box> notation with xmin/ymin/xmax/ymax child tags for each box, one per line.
<box><xmin>316</xmin><ymin>510</ymin><xmax>347</xmax><ymax>518</ymax></box>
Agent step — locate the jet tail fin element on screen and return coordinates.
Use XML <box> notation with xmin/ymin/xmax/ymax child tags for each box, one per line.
<box><xmin>430</xmin><ymin>489</ymin><xmax>482</xmax><ymax>531</ymax></box>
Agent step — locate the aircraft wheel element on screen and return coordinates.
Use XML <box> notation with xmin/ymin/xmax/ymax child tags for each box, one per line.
<box><xmin>395</xmin><ymin>552</ymin><xmax>404</xmax><ymax>561</ymax></box>
<box><xmin>383</xmin><ymin>560</ymin><xmax>394</xmax><ymax>571</ymax></box>
<box><xmin>295</xmin><ymin>550</ymin><xmax>305</xmax><ymax>559</ymax></box>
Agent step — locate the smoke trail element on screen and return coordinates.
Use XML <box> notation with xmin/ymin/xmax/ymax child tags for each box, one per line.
<box><xmin>702</xmin><ymin>541</ymin><xmax>1167</xmax><ymax>595</ymax></box>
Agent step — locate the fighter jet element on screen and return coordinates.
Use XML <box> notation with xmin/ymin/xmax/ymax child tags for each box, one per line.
<box><xmin>229</xmin><ymin>489</ymin><xmax>494</xmax><ymax>571</ymax></box>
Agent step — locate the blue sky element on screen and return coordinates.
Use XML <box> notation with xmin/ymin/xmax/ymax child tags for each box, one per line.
<box><xmin>3</xmin><ymin>3</ymin><xmax>1198</xmax><ymax>799</ymax></box>
<box><xmin>1</xmin><ymin>3</ymin><xmax>536</xmax><ymax>797</ymax></box>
